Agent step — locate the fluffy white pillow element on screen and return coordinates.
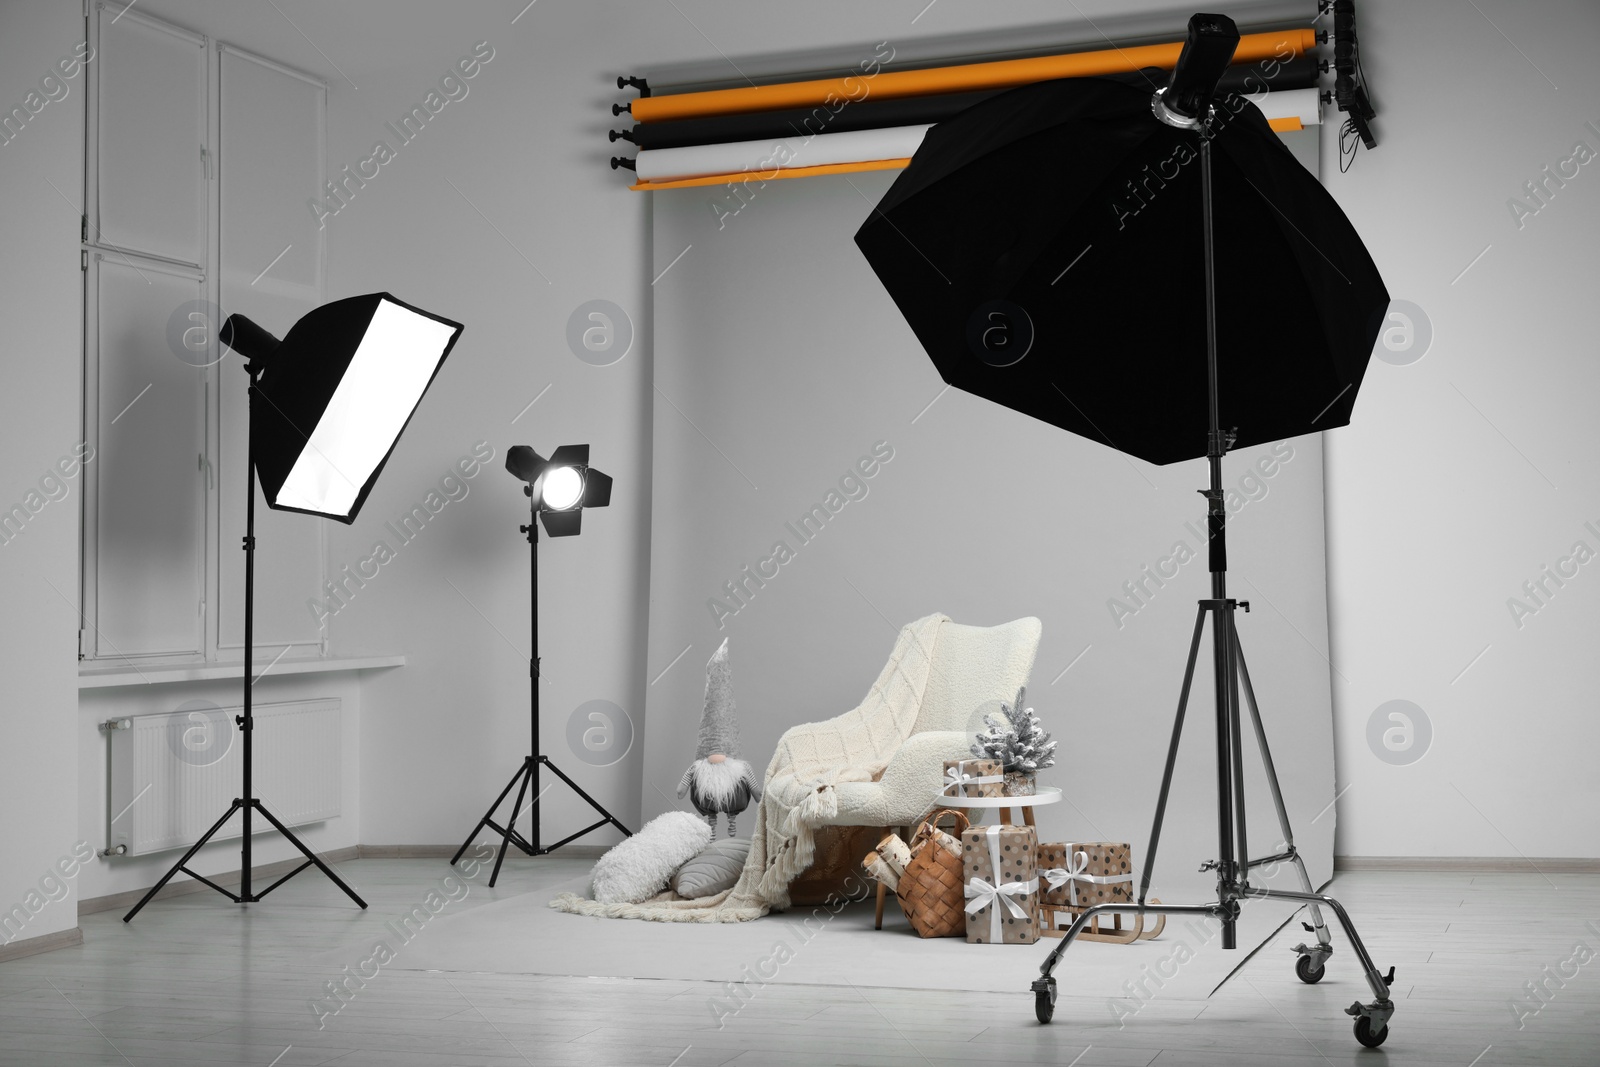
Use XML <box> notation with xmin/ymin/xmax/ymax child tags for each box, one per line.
<box><xmin>591</xmin><ymin>811</ymin><xmax>713</xmax><ymax>905</ymax></box>
<box><xmin>671</xmin><ymin>837</ymin><xmax>751</xmax><ymax>899</ymax></box>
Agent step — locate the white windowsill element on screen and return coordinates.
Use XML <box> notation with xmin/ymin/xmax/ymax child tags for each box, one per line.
<box><xmin>77</xmin><ymin>654</ymin><xmax>405</xmax><ymax>689</ymax></box>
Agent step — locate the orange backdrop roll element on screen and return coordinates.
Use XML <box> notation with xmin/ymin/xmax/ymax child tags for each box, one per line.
<box><xmin>631</xmin><ymin>28</ymin><xmax>1316</xmax><ymax>123</ymax></box>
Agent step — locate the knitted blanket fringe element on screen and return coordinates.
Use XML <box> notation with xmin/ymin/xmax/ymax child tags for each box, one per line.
<box><xmin>549</xmin><ymin>614</ymin><xmax>947</xmax><ymax>923</ymax></box>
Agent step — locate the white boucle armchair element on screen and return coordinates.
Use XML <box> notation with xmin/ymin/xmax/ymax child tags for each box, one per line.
<box><xmin>804</xmin><ymin>615</ymin><xmax>1042</xmax><ymax>829</ymax></box>
<box><xmin>753</xmin><ymin>615</ymin><xmax>1041</xmax><ymax>921</ymax></box>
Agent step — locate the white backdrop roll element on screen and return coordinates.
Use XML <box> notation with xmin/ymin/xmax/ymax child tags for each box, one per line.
<box><xmin>635</xmin><ymin>124</ymin><xmax>932</xmax><ymax>182</ymax></box>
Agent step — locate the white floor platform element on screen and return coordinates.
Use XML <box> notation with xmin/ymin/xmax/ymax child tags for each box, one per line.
<box><xmin>1</xmin><ymin>858</ymin><xmax>1594</xmax><ymax>1066</ymax></box>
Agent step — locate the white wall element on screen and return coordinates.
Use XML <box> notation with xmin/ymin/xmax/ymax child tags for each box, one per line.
<box><xmin>1319</xmin><ymin>0</ymin><xmax>1600</xmax><ymax>857</ymax></box>
<box><xmin>0</xmin><ymin>0</ymin><xmax>89</xmax><ymax>947</ymax></box>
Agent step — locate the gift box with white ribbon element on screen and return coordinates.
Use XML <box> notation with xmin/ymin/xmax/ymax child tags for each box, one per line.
<box><xmin>1038</xmin><ymin>841</ymin><xmax>1133</xmax><ymax>909</ymax></box>
<box><xmin>942</xmin><ymin>757</ymin><xmax>1004</xmax><ymax>799</ymax></box>
<box><xmin>961</xmin><ymin>822</ymin><xmax>1039</xmax><ymax>944</ymax></box>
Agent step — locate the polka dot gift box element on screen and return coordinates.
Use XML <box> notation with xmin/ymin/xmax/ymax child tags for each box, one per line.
<box><xmin>961</xmin><ymin>823</ymin><xmax>1040</xmax><ymax>945</ymax></box>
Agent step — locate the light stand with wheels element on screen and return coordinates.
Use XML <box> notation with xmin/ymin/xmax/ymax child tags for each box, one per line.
<box><xmin>1029</xmin><ymin>21</ymin><xmax>1397</xmax><ymax>1049</ymax></box>
<box><xmin>451</xmin><ymin>444</ymin><xmax>631</xmax><ymax>887</ymax></box>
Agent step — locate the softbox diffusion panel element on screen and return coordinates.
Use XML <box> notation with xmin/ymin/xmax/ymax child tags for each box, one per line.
<box><xmin>252</xmin><ymin>293</ymin><xmax>462</xmax><ymax>522</ymax></box>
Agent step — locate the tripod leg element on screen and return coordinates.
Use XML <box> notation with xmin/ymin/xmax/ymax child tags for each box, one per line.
<box><xmin>1035</xmin><ymin>899</ymin><xmax>1227</xmax><ymax>1017</ymax></box>
<box><xmin>1232</xmin><ymin>622</ymin><xmax>1331</xmax><ymax>958</ymax></box>
<box><xmin>1248</xmin><ymin>888</ymin><xmax>1395</xmax><ymax>1002</ymax></box>
<box><xmin>1043</xmin><ymin>604</ymin><xmax>1209</xmax><ymax>982</ymax></box>
<box><xmin>1224</xmin><ymin>604</ymin><xmax>1249</xmax><ymax>923</ymax></box>
<box><xmin>124</xmin><ymin>800</ymin><xmax>244</xmax><ymax>921</ymax></box>
<box><xmin>1138</xmin><ymin>604</ymin><xmax>1209</xmax><ymax>908</ymax></box>
<box><xmin>489</xmin><ymin>760</ymin><xmax>535</xmax><ymax>887</ymax></box>
<box><xmin>541</xmin><ymin>758</ymin><xmax>633</xmax><ymax>836</ymax></box>
<box><xmin>451</xmin><ymin>759</ymin><xmax>530</xmax><ymax>867</ymax></box>
<box><xmin>249</xmin><ymin>800</ymin><xmax>368</xmax><ymax>908</ymax></box>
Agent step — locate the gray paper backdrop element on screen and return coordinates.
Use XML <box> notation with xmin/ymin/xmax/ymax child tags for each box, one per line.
<box><xmin>643</xmin><ymin>167</ymin><xmax>1335</xmax><ymax>900</ymax></box>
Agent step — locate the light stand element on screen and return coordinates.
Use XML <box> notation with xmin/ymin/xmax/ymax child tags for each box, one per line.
<box><xmin>451</xmin><ymin>445</ymin><xmax>631</xmax><ymax>886</ymax></box>
<box><xmin>123</xmin><ymin>294</ymin><xmax>461</xmax><ymax>923</ymax></box>
<box><xmin>124</xmin><ymin>358</ymin><xmax>368</xmax><ymax>920</ymax></box>
<box><xmin>1032</xmin><ymin>15</ymin><xmax>1397</xmax><ymax>1049</ymax></box>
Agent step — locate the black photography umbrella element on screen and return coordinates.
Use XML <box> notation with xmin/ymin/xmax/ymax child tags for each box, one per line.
<box><xmin>855</xmin><ymin>14</ymin><xmax>1401</xmax><ymax>1049</ymax></box>
<box><xmin>854</xmin><ymin>60</ymin><xmax>1388</xmax><ymax>466</ymax></box>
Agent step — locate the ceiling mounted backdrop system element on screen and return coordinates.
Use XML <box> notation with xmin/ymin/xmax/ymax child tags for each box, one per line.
<box><xmin>609</xmin><ymin>25</ymin><xmax>1326</xmax><ymax>189</ymax></box>
<box><xmin>630</xmin><ymin>89</ymin><xmax>1323</xmax><ymax>186</ymax></box>
<box><xmin>621</xmin><ymin>57</ymin><xmax>1321</xmax><ymax>151</ymax></box>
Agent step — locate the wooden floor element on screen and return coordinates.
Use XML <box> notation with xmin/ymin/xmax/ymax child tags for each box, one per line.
<box><xmin>2</xmin><ymin>859</ymin><xmax>1596</xmax><ymax>1066</ymax></box>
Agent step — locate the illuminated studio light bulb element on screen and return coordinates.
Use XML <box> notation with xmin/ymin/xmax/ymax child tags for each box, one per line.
<box><xmin>541</xmin><ymin>466</ymin><xmax>583</xmax><ymax>510</ymax></box>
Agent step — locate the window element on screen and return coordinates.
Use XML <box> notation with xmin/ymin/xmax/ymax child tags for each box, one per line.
<box><xmin>80</xmin><ymin>4</ymin><xmax>327</xmax><ymax>664</ymax></box>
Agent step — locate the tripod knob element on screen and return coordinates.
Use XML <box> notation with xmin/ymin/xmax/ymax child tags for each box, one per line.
<box><xmin>1239</xmin><ymin>600</ymin><xmax>1250</xmax><ymax>612</ymax></box>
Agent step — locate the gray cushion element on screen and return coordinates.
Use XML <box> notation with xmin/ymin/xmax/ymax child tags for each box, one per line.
<box><xmin>671</xmin><ymin>837</ymin><xmax>751</xmax><ymax>899</ymax></box>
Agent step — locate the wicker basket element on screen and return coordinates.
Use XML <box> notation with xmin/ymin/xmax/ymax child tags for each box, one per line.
<box><xmin>895</xmin><ymin>808</ymin><xmax>971</xmax><ymax>938</ymax></box>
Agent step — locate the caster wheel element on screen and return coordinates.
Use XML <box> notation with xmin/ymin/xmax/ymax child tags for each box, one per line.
<box><xmin>1295</xmin><ymin>954</ymin><xmax>1326</xmax><ymax>984</ymax></box>
<box><xmin>1354</xmin><ymin>1016</ymin><xmax>1388</xmax><ymax>1048</ymax></box>
<box><xmin>1032</xmin><ymin>978</ymin><xmax>1056</xmax><ymax>1024</ymax></box>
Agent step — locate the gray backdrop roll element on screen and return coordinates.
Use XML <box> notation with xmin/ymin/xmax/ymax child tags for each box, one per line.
<box><xmin>643</xmin><ymin>164</ymin><xmax>1335</xmax><ymax>905</ymax></box>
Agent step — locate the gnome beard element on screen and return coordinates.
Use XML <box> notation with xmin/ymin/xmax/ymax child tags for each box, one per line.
<box><xmin>675</xmin><ymin>638</ymin><xmax>761</xmax><ymax>837</ymax></box>
<box><xmin>677</xmin><ymin>755</ymin><xmax>760</xmax><ymax>837</ymax></box>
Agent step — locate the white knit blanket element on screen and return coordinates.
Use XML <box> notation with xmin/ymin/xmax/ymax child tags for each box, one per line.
<box><xmin>549</xmin><ymin>613</ymin><xmax>948</xmax><ymax>922</ymax></box>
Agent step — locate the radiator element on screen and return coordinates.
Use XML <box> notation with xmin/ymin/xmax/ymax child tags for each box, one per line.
<box><xmin>108</xmin><ymin>698</ymin><xmax>342</xmax><ymax>857</ymax></box>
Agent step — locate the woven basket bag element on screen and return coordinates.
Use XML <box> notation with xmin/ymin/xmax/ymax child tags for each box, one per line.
<box><xmin>895</xmin><ymin>808</ymin><xmax>970</xmax><ymax>938</ymax></box>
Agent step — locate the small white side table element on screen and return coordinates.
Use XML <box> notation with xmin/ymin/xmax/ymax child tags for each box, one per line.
<box><xmin>937</xmin><ymin>784</ymin><xmax>1062</xmax><ymax>829</ymax></box>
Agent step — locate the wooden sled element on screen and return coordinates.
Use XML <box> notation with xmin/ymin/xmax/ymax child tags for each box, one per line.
<box><xmin>1039</xmin><ymin>898</ymin><xmax>1167</xmax><ymax>943</ymax></box>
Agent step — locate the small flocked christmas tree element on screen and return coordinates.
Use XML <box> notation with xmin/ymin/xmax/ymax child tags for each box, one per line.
<box><xmin>972</xmin><ymin>687</ymin><xmax>1057</xmax><ymax>773</ymax></box>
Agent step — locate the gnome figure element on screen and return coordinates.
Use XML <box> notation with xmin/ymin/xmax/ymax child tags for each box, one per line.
<box><xmin>676</xmin><ymin>638</ymin><xmax>760</xmax><ymax>837</ymax></box>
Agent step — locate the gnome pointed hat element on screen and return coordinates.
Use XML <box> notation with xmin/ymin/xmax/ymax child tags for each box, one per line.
<box><xmin>695</xmin><ymin>637</ymin><xmax>740</xmax><ymax>760</ymax></box>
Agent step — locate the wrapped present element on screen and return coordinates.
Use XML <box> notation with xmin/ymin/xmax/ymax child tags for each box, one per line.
<box><xmin>1037</xmin><ymin>841</ymin><xmax>1139</xmax><ymax>942</ymax></box>
<box><xmin>1039</xmin><ymin>841</ymin><xmax>1133</xmax><ymax>909</ymax></box>
<box><xmin>942</xmin><ymin>757</ymin><xmax>1004</xmax><ymax>799</ymax></box>
<box><xmin>961</xmin><ymin>823</ymin><xmax>1039</xmax><ymax>944</ymax></box>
